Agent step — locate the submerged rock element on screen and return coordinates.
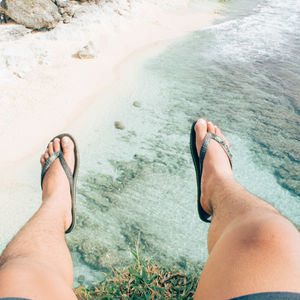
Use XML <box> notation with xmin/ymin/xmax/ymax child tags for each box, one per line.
<box><xmin>77</xmin><ymin>275</ymin><xmax>85</xmax><ymax>285</ymax></box>
<box><xmin>0</xmin><ymin>0</ymin><xmax>61</xmax><ymax>29</ymax></box>
<box><xmin>114</xmin><ymin>121</ymin><xmax>125</xmax><ymax>130</ymax></box>
<box><xmin>133</xmin><ymin>101</ymin><xmax>141</xmax><ymax>108</ymax></box>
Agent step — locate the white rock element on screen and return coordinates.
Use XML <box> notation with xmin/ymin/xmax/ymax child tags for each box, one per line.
<box><xmin>73</xmin><ymin>41</ymin><xmax>97</xmax><ymax>59</ymax></box>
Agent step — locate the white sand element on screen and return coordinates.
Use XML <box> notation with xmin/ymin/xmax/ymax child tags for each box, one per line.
<box><xmin>0</xmin><ymin>0</ymin><xmax>222</xmax><ymax>251</ymax></box>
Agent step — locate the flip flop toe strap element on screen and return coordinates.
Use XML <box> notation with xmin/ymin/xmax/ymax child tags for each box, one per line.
<box><xmin>41</xmin><ymin>151</ymin><xmax>74</xmax><ymax>192</ymax></box>
<box><xmin>41</xmin><ymin>151</ymin><xmax>61</xmax><ymax>188</ymax></box>
<box><xmin>198</xmin><ymin>132</ymin><xmax>233</xmax><ymax>222</ymax></box>
<box><xmin>59</xmin><ymin>154</ymin><xmax>74</xmax><ymax>197</ymax></box>
<box><xmin>200</xmin><ymin>132</ymin><xmax>233</xmax><ymax>169</ymax></box>
<box><xmin>210</xmin><ymin>133</ymin><xmax>232</xmax><ymax>167</ymax></box>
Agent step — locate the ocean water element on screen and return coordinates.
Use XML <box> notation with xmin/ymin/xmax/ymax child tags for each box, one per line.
<box><xmin>70</xmin><ymin>0</ymin><xmax>300</xmax><ymax>286</ymax></box>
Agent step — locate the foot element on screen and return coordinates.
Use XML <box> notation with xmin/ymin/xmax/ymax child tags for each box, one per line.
<box><xmin>40</xmin><ymin>136</ymin><xmax>74</xmax><ymax>232</ymax></box>
<box><xmin>194</xmin><ymin>119</ymin><xmax>233</xmax><ymax>215</ymax></box>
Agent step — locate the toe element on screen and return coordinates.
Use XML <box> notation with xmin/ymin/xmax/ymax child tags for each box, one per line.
<box><xmin>194</xmin><ymin>118</ymin><xmax>208</xmax><ymax>156</ymax></box>
<box><xmin>44</xmin><ymin>151</ymin><xmax>49</xmax><ymax>161</ymax></box>
<box><xmin>61</xmin><ymin>136</ymin><xmax>74</xmax><ymax>154</ymax></box>
<box><xmin>61</xmin><ymin>136</ymin><xmax>75</xmax><ymax>173</ymax></box>
<box><xmin>214</xmin><ymin>125</ymin><xmax>218</xmax><ymax>134</ymax></box>
<box><xmin>215</xmin><ymin>126</ymin><xmax>224</xmax><ymax>138</ymax></box>
<box><xmin>48</xmin><ymin>142</ymin><xmax>54</xmax><ymax>156</ymax></box>
<box><xmin>53</xmin><ymin>138</ymin><xmax>61</xmax><ymax>153</ymax></box>
<box><xmin>207</xmin><ymin>121</ymin><xmax>215</xmax><ymax>133</ymax></box>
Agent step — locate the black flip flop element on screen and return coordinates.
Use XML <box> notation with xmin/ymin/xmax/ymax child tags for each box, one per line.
<box><xmin>41</xmin><ymin>133</ymin><xmax>79</xmax><ymax>234</ymax></box>
<box><xmin>190</xmin><ymin>121</ymin><xmax>232</xmax><ymax>222</ymax></box>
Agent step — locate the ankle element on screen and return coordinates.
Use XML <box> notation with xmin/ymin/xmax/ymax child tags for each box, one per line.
<box><xmin>202</xmin><ymin>173</ymin><xmax>235</xmax><ymax>215</ymax></box>
<box><xmin>40</xmin><ymin>201</ymin><xmax>70</xmax><ymax>232</ymax></box>
<box><xmin>42</xmin><ymin>184</ymin><xmax>70</xmax><ymax>201</ymax></box>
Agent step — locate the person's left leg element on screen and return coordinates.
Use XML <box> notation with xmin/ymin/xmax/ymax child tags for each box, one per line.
<box><xmin>0</xmin><ymin>137</ymin><xmax>77</xmax><ymax>299</ymax></box>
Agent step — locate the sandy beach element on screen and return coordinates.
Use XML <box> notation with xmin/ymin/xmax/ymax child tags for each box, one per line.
<box><xmin>0</xmin><ymin>0</ymin><xmax>222</xmax><ymax>251</ymax></box>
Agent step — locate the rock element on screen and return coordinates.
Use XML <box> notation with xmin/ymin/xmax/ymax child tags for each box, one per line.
<box><xmin>0</xmin><ymin>12</ymin><xmax>7</xmax><ymax>24</ymax></box>
<box><xmin>1</xmin><ymin>0</ymin><xmax>61</xmax><ymax>30</ymax></box>
<box><xmin>58</xmin><ymin>6</ymin><xmax>64</xmax><ymax>14</ymax></box>
<box><xmin>133</xmin><ymin>101</ymin><xmax>141</xmax><ymax>108</ymax></box>
<box><xmin>73</xmin><ymin>41</ymin><xmax>97</xmax><ymax>59</ymax></box>
<box><xmin>62</xmin><ymin>14</ymin><xmax>70</xmax><ymax>23</ymax></box>
<box><xmin>64</xmin><ymin>6</ymin><xmax>74</xmax><ymax>16</ymax></box>
<box><xmin>77</xmin><ymin>274</ymin><xmax>85</xmax><ymax>285</ymax></box>
<box><xmin>58</xmin><ymin>5</ymin><xmax>74</xmax><ymax>16</ymax></box>
<box><xmin>114</xmin><ymin>121</ymin><xmax>125</xmax><ymax>130</ymax></box>
<box><xmin>55</xmin><ymin>0</ymin><xmax>70</xmax><ymax>7</ymax></box>
<box><xmin>13</xmin><ymin>71</ymin><xmax>24</xmax><ymax>78</ymax></box>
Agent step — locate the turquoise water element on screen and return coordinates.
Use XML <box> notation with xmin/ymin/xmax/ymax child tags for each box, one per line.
<box><xmin>70</xmin><ymin>0</ymin><xmax>300</xmax><ymax>286</ymax></box>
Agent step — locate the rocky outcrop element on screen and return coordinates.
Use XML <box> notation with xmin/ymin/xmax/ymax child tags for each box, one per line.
<box><xmin>0</xmin><ymin>0</ymin><xmax>102</xmax><ymax>29</ymax></box>
<box><xmin>0</xmin><ymin>0</ymin><xmax>61</xmax><ymax>29</ymax></box>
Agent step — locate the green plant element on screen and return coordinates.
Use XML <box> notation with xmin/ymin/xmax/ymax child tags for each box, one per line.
<box><xmin>74</xmin><ymin>238</ymin><xmax>199</xmax><ymax>299</ymax></box>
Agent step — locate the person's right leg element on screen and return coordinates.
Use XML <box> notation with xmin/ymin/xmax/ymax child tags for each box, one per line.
<box><xmin>0</xmin><ymin>137</ymin><xmax>77</xmax><ymax>299</ymax></box>
<box><xmin>192</xmin><ymin>119</ymin><xmax>300</xmax><ymax>299</ymax></box>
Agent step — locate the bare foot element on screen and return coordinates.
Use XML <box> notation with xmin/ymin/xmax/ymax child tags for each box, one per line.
<box><xmin>40</xmin><ymin>136</ymin><xmax>74</xmax><ymax>232</ymax></box>
<box><xmin>194</xmin><ymin>119</ymin><xmax>233</xmax><ymax>215</ymax></box>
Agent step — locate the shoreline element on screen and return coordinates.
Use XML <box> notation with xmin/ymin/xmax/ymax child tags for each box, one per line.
<box><xmin>0</xmin><ymin>2</ymin><xmax>221</xmax><ymax>164</ymax></box>
<box><xmin>0</xmin><ymin>0</ymin><xmax>222</xmax><ymax>251</ymax></box>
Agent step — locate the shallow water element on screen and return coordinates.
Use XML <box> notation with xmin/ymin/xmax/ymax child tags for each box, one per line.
<box><xmin>70</xmin><ymin>0</ymin><xmax>300</xmax><ymax>286</ymax></box>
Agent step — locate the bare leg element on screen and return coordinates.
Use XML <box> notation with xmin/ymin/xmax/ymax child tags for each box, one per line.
<box><xmin>193</xmin><ymin>119</ymin><xmax>300</xmax><ymax>299</ymax></box>
<box><xmin>0</xmin><ymin>137</ymin><xmax>77</xmax><ymax>299</ymax></box>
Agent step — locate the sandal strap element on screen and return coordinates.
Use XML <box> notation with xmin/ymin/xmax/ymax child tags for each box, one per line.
<box><xmin>200</xmin><ymin>132</ymin><xmax>233</xmax><ymax>170</ymax></box>
<box><xmin>41</xmin><ymin>151</ymin><xmax>62</xmax><ymax>188</ymax></box>
<box><xmin>41</xmin><ymin>150</ymin><xmax>74</xmax><ymax>192</ymax></box>
<box><xmin>59</xmin><ymin>154</ymin><xmax>74</xmax><ymax>198</ymax></box>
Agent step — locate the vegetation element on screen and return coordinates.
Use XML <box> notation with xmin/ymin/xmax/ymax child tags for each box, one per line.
<box><xmin>74</xmin><ymin>241</ymin><xmax>199</xmax><ymax>299</ymax></box>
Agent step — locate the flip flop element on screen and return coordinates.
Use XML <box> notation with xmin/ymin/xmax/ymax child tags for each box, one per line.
<box><xmin>190</xmin><ymin>121</ymin><xmax>232</xmax><ymax>222</ymax></box>
<box><xmin>41</xmin><ymin>133</ymin><xmax>79</xmax><ymax>234</ymax></box>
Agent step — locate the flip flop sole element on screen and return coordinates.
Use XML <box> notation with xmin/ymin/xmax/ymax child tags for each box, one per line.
<box><xmin>190</xmin><ymin>122</ymin><xmax>212</xmax><ymax>223</ymax></box>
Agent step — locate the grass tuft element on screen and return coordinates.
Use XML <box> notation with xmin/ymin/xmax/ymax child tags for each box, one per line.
<box><xmin>74</xmin><ymin>239</ymin><xmax>199</xmax><ymax>299</ymax></box>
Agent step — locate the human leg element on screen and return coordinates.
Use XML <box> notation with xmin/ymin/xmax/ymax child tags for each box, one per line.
<box><xmin>192</xmin><ymin>119</ymin><xmax>300</xmax><ymax>299</ymax></box>
<box><xmin>0</xmin><ymin>137</ymin><xmax>77</xmax><ymax>299</ymax></box>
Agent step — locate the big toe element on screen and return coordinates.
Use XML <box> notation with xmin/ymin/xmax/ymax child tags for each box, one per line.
<box><xmin>194</xmin><ymin>118</ymin><xmax>208</xmax><ymax>156</ymax></box>
<box><xmin>61</xmin><ymin>136</ymin><xmax>75</xmax><ymax>172</ymax></box>
<box><xmin>61</xmin><ymin>136</ymin><xmax>74</xmax><ymax>152</ymax></box>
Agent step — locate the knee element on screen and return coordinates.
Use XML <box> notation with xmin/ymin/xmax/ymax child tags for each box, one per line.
<box><xmin>230</xmin><ymin>212</ymin><xmax>300</xmax><ymax>252</ymax></box>
<box><xmin>0</xmin><ymin>260</ymin><xmax>76</xmax><ymax>299</ymax></box>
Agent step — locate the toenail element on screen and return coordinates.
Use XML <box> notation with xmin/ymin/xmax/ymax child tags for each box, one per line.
<box><xmin>62</xmin><ymin>137</ymin><xmax>69</xmax><ymax>147</ymax></box>
<box><xmin>198</xmin><ymin>119</ymin><xmax>206</xmax><ymax>125</ymax></box>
